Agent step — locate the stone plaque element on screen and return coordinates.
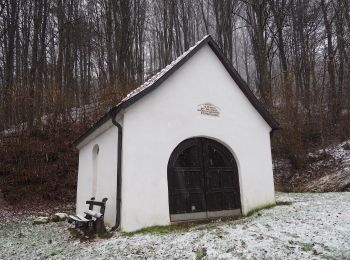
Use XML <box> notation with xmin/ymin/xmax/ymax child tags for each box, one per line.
<box><xmin>197</xmin><ymin>103</ymin><xmax>220</xmax><ymax>117</ymax></box>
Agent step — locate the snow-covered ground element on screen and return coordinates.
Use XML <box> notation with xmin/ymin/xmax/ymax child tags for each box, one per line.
<box><xmin>304</xmin><ymin>140</ymin><xmax>350</xmax><ymax>191</ymax></box>
<box><xmin>1</xmin><ymin>192</ymin><xmax>349</xmax><ymax>259</ymax></box>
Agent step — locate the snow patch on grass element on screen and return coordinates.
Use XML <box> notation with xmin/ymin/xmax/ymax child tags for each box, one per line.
<box><xmin>1</xmin><ymin>192</ymin><xmax>350</xmax><ymax>259</ymax></box>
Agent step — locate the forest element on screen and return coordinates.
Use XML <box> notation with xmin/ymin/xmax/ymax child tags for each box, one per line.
<box><xmin>1</xmin><ymin>0</ymin><xmax>350</xmax><ymax>204</ymax></box>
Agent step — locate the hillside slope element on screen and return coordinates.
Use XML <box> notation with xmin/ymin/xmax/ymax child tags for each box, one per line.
<box><xmin>274</xmin><ymin>140</ymin><xmax>350</xmax><ymax>192</ymax></box>
<box><xmin>0</xmin><ymin>122</ymin><xmax>83</xmax><ymax>205</ymax></box>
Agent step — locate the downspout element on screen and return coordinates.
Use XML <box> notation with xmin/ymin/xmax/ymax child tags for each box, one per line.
<box><xmin>110</xmin><ymin>112</ymin><xmax>122</xmax><ymax>231</ymax></box>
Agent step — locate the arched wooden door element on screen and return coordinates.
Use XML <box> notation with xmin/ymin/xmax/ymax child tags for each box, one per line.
<box><xmin>167</xmin><ymin>137</ymin><xmax>241</xmax><ymax>221</ymax></box>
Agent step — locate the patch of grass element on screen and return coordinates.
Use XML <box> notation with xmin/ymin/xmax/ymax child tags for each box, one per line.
<box><xmin>122</xmin><ymin>224</ymin><xmax>188</xmax><ymax>236</ymax></box>
<box><xmin>123</xmin><ymin>201</ymin><xmax>292</xmax><ymax>236</ymax></box>
<box><xmin>214</xmin><ymin>228</ymin><xmax>228</xmax><ymax>239</ymax></box>
<box><xmin>226</xmin><ymin>246</ymin><xmax>236</xmax><ymax>253</ymax></box>
<box><xmin>276</xmin><ymin>201</ymin><xmax>293</xmax><ymax>206</ymax></box>
<box><xmin>0</xmin><ymin>223</ymin><xmax>22</xmax><ymax>238</ymax></box>
<box><xmin>122</xmin><ymin>216</ymin><xmax>242</xmax><ymax>236</ymax></box>
<box><xmin>247</xmin><ymin>203</ymin><xmax>275</xmax><ymax>217</ymax></box>
<box><xmin>234</xmin><ymin>252</ymin><xmax>244</xmax><ymax>258</ymax></box>
<box><xmin>195</xmin><ymin>247</ymin><xmax>207</xmax><ymax>260</ymax></box>
<box><xmin>247</xmin><ymin>201</ymin><xmax>292</xmax><ymax>216</ymax></box>
<box><xmin>300</xmin><ymin>242</ymin><xmax>313</xmax><ymax>252</ymax></box>
<box><xmin>68</xmin><ymin>227</ymin><xmax>83</xmax><ymax>240</ymax></box>
<box><xmin>97</xmin><ymin>231</ymin><xmax>113</xmax><ymax>239</ymax></box>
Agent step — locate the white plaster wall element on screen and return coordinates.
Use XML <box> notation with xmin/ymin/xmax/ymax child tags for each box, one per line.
<box><xmin>120</xmin><ymin>44</ymin><xmax>275</xmax><ymax>232</ymax></box>
<box><xmin>76</xmin><ymin>125</ymin><xmax>119</xmax><ymax>227</ymax></box>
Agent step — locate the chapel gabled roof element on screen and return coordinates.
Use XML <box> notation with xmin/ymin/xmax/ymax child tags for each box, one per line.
<box><xmin>73</xmin><ymin>35</ymin><xmax>279</xmax><ymax>148</ymax></box>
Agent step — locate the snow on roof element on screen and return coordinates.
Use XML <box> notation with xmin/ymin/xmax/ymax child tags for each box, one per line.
<box><xmin>118</xmin><ymin>35</ymin><xmax>210</xmax><ymax>106</ymax></box>
<box><xmin>71</xmin><ymin>35</ymin><xmax>212</xmax><ymax>148</ymax></box>
<box><xmin>72</xmin><ymin>34</ymin><xmax>279</xmax><ymax>148</ymax></box>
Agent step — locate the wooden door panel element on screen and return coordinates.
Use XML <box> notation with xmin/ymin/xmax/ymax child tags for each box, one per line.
<box><xmin>168</xmin><ymin>137</ymin><xmax>241</xmax><ymax>219</ymax></box>
<box><xmin>203</xmin><ymin>139</ymin><xmax>240</xmax><ymax>213</ymax></box>
<box><xmin>169</xmin><ymin>169</ymin><xmax>202</xmax><ymax>190</ymax></box>
<box><xmin>170</xmin><ymin>193</ymin><xmax>188</xmax><ymax>214</ymax></box>
<box><xmin>207</xmin><ymin>170</ymin><xmax>221</xmax><ymax>189</ymax></box>
<box><xmin>188</xmin><ymin>192</ymin><xmax>206</xmax><ymax>212</ymax></box>
<box><xmin>169</xmin><ymin>170</ymin><xmax>185</xmax><ymax>190</ymax></box>
<box><xmin>222</xmin><ymin>170</ymin><xmax>235</xmax><ymax>188</ymax></box>
<box><xmin>168</xmin><ymin>139</ymin><xmax>206</xmax><ymax>215</ymax></box>
<box><xmin>223</xmin><ymin>192</ymin><xmax>236</xmax><ymax>209</ymax></box>
<box><xmin>185</xmin><ymin>170</ymin><xmax>203</xmax><ymax>189</ymax></box>
<box><xmin>206</xmin><ymin>192</ymin><xmax>223</xmax><ymax>211</ymax></box>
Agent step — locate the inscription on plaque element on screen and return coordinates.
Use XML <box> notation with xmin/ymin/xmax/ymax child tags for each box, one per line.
<box><xmin>197</xmin><ymin>103</ymin><xmax>220</xmax><ymax>117</ymax></box>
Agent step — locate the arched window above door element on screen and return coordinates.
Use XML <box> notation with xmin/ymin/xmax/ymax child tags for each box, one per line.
<box><xmin>174</xmin><ymin>145</ymin><xmax>200</xmax><ymax>167</ymax></box>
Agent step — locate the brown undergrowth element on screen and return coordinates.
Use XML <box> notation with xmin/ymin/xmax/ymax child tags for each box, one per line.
<box><xmin>0</xmin><ymin>120</ymin><xmax>87</xmax><ymax>206</ymax></box>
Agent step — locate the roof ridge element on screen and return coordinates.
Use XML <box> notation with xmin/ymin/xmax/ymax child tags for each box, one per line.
<box><xmin>118</xmin><ymin>35</ymin><xmax>211</xmax><ymax>106</ymax></box>
<box><xmin>72</xmin><ymin>34</ymin><xmax>279</xmax><ymax>148</ymax></box>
